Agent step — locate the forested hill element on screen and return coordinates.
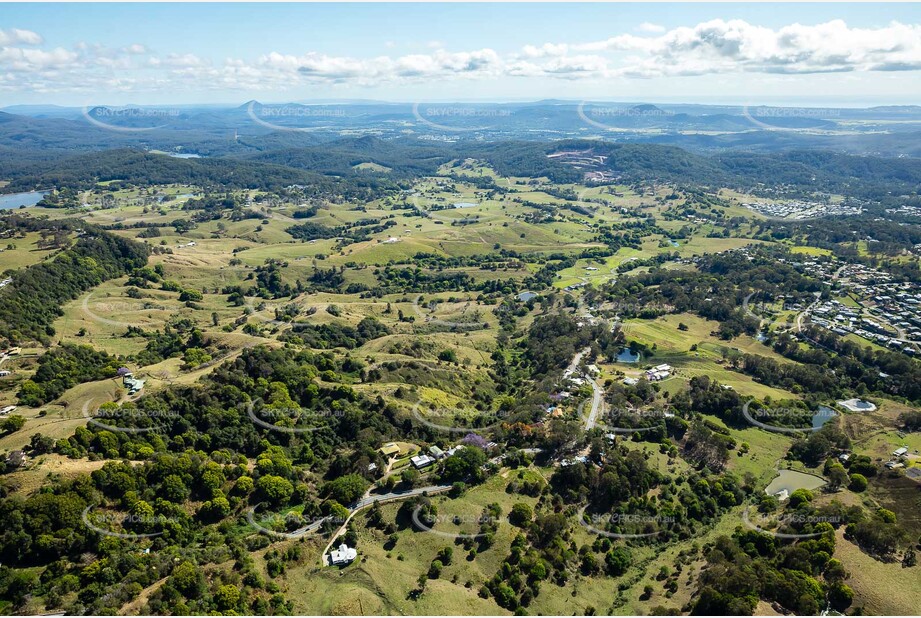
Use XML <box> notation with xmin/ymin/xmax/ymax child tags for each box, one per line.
<box><xmin>1</xmin><ymin>149</ymin><xmax>399</xmax><ymax>199</ymax></box>
<box><xmin>0</xmin><ymin>218</ymin><xmax>150</xmax><ymax>345</ymax></box>
<box><xmin>3</xmin><ymin>137</ymin><xmax>920</xmax><ymax>200</ymax></box>
<box><xmin>238</xmin><ymin>136</ymin><xmax>455</xmax><ymax>177</ymax></box>
<box><xmin>540</xmin><ymin>140</ymin><xmax>921</xmax><ymax>190</ymax></box>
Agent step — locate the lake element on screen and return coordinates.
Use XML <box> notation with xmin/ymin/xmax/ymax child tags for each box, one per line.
<box><xmin>616</xmin><ymin>348</ymin><xmax>641</xmax><ymax>363</ymax></box>
<box><xmin>812</xmin><ymin>405</ymin><xmax>837</xmax><ymax>430</ymax></box>
<box><xmin>765</xmin><ymin>469</ymin><xmax>826</xmax><ymax>498</ymax></box>
<box><xmin>0</xmin><ymin>191</ymin><xmax>48</xmax><ymax>210</ymax></box>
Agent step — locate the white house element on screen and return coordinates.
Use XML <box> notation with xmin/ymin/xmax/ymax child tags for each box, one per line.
<box><xmin>410</xmin><ymin>454</ymin><xmax>436</xmax><ymax>469</ymax></box>
<box><xmin>644</xmin><ymin>364</ymin><xmax>673</xmax><ymax>381</ymax></box>
<box><xmin>329</xmin><ymin>543</ymin><xmax>357</xmax><ymax>566</ymax></box>
<box><xmin>445</xmin><ymin>445</ymin><xmax>465</xmax><ymax>457</ymax></box>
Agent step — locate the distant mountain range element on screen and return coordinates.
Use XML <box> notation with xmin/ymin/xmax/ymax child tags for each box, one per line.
<box><xmin>1</xmin><ymin>100</ymin><xmax>919</xmax><ymax>159</ymax></box>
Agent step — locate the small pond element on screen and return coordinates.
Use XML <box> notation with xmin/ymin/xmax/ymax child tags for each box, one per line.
<box><xmin>765</xmin><ymin>469</ymin><xmax>826</xmax><ymax>497</ymax></box>
<box><xmin>812</xmin><ymin>405</ymin><xmax>837</xmax><ymax>430</ymax></box>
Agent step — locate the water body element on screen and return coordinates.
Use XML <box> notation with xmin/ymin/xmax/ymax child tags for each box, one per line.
<box><xmin>616</xmin><ymin>348</ymin><xmax>641</xmax><ymax>363</ymax></box>
<box><xmin>756</xmin><ymin>331</ymin><xmax>768</xmax><ymax>343</ymax></box>
<box><xmin>453</xmin><ymin>202</ymin><xmax>477</xmax><ymax>209</ymax></box>
<box><xmin>812</xmin><ymin>405</ymin><xmax>837</xmax><ymax>430</ymax></box>
<box><xmin>0</xmin><ymin>191</ymin><xmax>48</xmax><ymax>210</ymax></box>
<box><xmin>765</xmin><ymin>469</ymin><xmax>826</xmax><ymax>497</ymax></box>
<box><xmin>667</xmin><ymin>239</ymin><xmax>680</xmax><ymax>247</ymax></box>
<box><xmin>169</xmin><ymin>153</ymin><xmax>202</xmax><ymax>159</ymax></box>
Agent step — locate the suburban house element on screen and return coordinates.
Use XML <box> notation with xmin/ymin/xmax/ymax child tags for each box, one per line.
<box><xmin>329</xmin><ymin>543</ymin><xmax>357</xmax><ymax>566</ymax></box>
<box><xmin>123</xmin><ymin>374</ymin><xmax>145</xmax><ymax>395</ymax></box>
<box><xmin>445</xmin><ymin>445</ymin><xmax>465</xmax><ymax>457</ymax></box>
<box><xmin>410</xmin><ymin>454</ymin><xmax>436</xmax><ymax>469</ymax></box>
<box><xmin>893</xmin><ymin>446</ymin><xmax>909</xmax><ymax>458</ymax></box>
<box><xmin>378</xmin><ymin>443</ymin><xmax>401</xmax><ymax>458</ymax></box>
<box><xmin>645</xmin><ymin>364</ymin><xmax>672</xmax><ymax>381</ymax></box>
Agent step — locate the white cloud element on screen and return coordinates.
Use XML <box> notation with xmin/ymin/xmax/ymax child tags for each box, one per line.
<box><xmin>636</xmin><ymin>22</ymin><xmax>666</xmax><ymax>34</ymax></box>
<box><xmin>614</xmin><ymin>19</ymin><xmax>921</xmax><ymax>76</ymax></box>
<box><xmin>517</xmin><ymin>19</ymin><xmax>921</xmax><ymax>79</ymax></box>
<box><xmin>2</xmin><ymin>18</ymin><xmax>921</xmax><ymax>96</ymax></box>
<box><xmin>160</xmin><ymin>53</ymin><xmax>208</xmax><ymax>68</ymax></box>
<box><xmin>0</xmin><ymin>46</ymin><xmax>77</xmax><ymax>72</ymax></box>
<box><xmin>521</xmin><ymin>43</ymin><xmax>570</xmax><ymax>59</ymax></box>
<box><xmin>0</xmin><ymin>28</ymin><xmax>42</xmax><ymax>46</ymax></box>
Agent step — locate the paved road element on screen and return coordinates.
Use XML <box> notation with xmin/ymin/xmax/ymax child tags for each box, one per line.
<box><xmin>354</xmin><ymin>484</ymin><xmax>452</xmax><ymax>510</ymax></box>
<box><xmin>584</xmin><ymin>375</ymin><xmax>604</xmax><ymax>431</ymax></box>
<box><xmin>565</xmin><ymin>346</ymin><xmax>588</xmax><ymax>376</ymax></box>
<box><xmin>272</xmin><ymin>484</ymin><xmax>453</xmax><ymax>543</ymax></box>
<box><xmin>742</xmin><ymin>292</ymin><xmax>762</xmax><ymax>323</ymax></box>
<box><xmin>796</xmin><ymin>295</ymin><xmax>822</xmax><ymax>333</ymax></box>
<box><xmin>565</xmin><ymin>347</ymin><xmax>604</xmax><ymax>431</ymax></box>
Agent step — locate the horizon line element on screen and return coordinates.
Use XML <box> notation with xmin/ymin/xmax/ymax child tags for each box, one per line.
<box><xmin>4</xmin><ymin>97</ymin><xmax>920</xmax><ymax>111</ymax></box>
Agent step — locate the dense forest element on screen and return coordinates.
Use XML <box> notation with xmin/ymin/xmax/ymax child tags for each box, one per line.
<box><xmin>5</xmin><ymin>135</ymin><xmax>921</xmax><ymax>202</ymax></box>
<box><xmin>1</xmin><ymin>149</ymin><xmax>397</xmax><ymax>200</ymax></box>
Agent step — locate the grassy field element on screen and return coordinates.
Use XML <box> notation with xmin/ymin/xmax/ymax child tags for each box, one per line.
<box><xmin>0</xmin><ymin>231</ymin><xmax>66</xmax><ymax>270</ymax></box>
<box><xmin>833</xmin><ymin>528</ymin><xmax>921</xmax><ymax>615</ymax></box>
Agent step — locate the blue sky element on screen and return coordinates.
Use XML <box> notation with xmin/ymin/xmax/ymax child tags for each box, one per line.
<box><xmin>2</xmin><ymin>3</ymin><xmax>920</xmax><ymax>106</ymax></box>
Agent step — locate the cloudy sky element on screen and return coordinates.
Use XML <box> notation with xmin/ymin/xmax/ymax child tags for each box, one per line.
<box><xmin>2</xmin><ymin>3</ymin><xmax>920</xmax><ymax>106</ymax></box>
